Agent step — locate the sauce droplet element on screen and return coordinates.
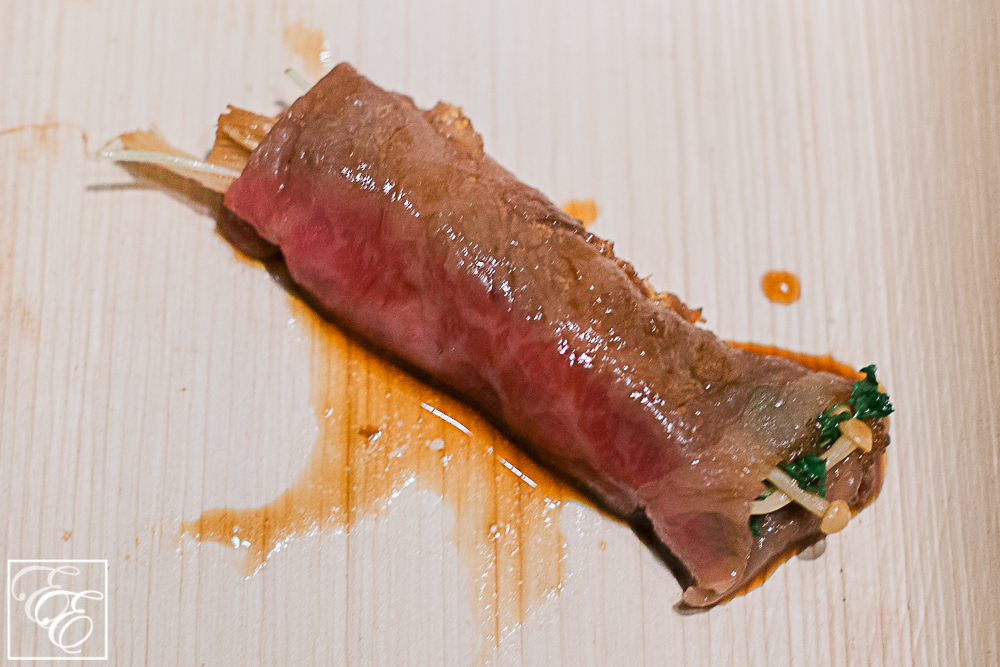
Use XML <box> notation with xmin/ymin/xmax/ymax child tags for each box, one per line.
<box><xmin>561</xmin><ymin>199</ymin><xmax>599</xmax><ymax>226</ymax></box>
<box><xmin>761</xmin><ymin>270</ymin><xmax>800</xmax><ymax>305</ymax></box>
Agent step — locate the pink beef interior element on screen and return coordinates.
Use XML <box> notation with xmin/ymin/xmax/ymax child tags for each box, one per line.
<box><xmin>225</xmin><ymin>63</ymin><xmax>884</xmax><ymax>605</ymax></box>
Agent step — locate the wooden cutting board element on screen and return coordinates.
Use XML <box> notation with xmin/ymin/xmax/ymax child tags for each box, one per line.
<box><xmin>2</xmin><ymin>1</ymin><xmax>998</xmax><ymax>664</ymax></box>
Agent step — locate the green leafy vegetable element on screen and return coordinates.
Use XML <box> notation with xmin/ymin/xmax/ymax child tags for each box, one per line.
<box><xmin>749</xmin><ymin>485</ymin><xmax>776</xmax><ymax>536</ymax></box>
<box><xmin>815</xmin><ymin>365</ymin><xmax>893</xmax><ymax>448</ymax></box>
<box><xmin>779</xmin><ymin>455</ymin><xmax>827</xmax><ymax>498</ymax></box>
<box><xmin>850</xmin><ymin>365</ymin><xmax>894</xmax><ymax>420</ymax></box>
<box><xmin>817</xmin><ymin>403</ymin><xmax>851</xmax><ymax>448</ymax></box>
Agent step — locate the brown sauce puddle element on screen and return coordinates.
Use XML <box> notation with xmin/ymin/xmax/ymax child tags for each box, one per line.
<box><xmin>183</xmin><ymin>296</ymin><xmax>583</xmax><ymax>653</ymax></box>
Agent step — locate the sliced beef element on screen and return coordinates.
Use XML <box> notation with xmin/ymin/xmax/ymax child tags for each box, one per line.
<box><xmin>224</xmin><ymin>63</ymin><xmax>888</xmax><ymax>606</ymax></box>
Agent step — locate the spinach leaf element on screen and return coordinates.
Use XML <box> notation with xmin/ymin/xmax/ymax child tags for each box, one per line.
<box><xmin>851</xmin><ymin>365</ymin><xmax>894</xmax><ymax>420</ymax></box>
<box><xmin>779</xmin><ymin>455</ymin><xmax>827</xmax><ymax>498</ymax></box>
<box><xmin>815</xmin><ymin>365</ymin><xmax>893</xmax><ymax>448</ymax></box>
<box><xmin>817</xmin><ymin>403</ymin><xmax>851</xmax><ymax>449</ymax></box>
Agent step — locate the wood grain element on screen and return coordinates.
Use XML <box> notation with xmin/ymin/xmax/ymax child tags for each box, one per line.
<box><xmin>1</xmin><ymin>0</ymin><xmax>998</xmax><ymax>664</ymax></box>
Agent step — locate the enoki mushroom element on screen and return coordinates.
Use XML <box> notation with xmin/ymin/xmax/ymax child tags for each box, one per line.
<box><xmin>750</xmin><ymin>416</ymin><xmax>874</xmax><ymax>534</ymax></box>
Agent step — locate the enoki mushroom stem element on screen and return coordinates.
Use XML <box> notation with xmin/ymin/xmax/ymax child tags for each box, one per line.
<box><xmin>96</xmin><ymin>149</ymin><xmax>243</xmax><ymax>178</ymax></box>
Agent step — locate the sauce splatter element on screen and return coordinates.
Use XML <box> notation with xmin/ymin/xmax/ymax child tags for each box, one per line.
<box><xmin>0</xmin><ymin>120</ymin><xmax>90</xmax><ymax>165</ymax></box>
<box><xmin>561</xmin><ymin>199</ymin><xmax>599</xmax><ymax>226</ymax></box>
<box><xmin>183</xmin><ymin>297</ymin><xmax>579</xmax><ymax>657</ymax></box>
<box><xmin>761</xmin><ymin>270</ymin><xmax>800</xmax><ymax>305</ymax></box>
<box><xmin>283</xmin><ymin>22</ymin><xmax>331</xmax><ymax>82</ymax></box>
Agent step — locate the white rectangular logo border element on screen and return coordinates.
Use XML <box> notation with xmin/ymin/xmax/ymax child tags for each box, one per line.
<box><xmin>6</xmin><ymin>559</ymin><xmax>109</xmax><ymax>661</ymax></box>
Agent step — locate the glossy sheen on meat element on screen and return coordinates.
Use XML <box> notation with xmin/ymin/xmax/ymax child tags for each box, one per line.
<box><xmin>225</xmin><ymin>63</ymin><xmax>886</xmax><ymax>605</ymax></box>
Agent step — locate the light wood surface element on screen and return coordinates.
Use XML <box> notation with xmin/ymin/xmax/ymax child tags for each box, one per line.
<box><xmin>2</xmin><ymin>1</ymin><xmax>998</xmax><ymax>665</ymax></box>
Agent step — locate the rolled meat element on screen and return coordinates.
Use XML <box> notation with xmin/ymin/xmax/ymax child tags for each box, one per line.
<box><xmin>221</xmin><ymin>63</ymin><xmax>889</xmax><ymax>607</ymax></box>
